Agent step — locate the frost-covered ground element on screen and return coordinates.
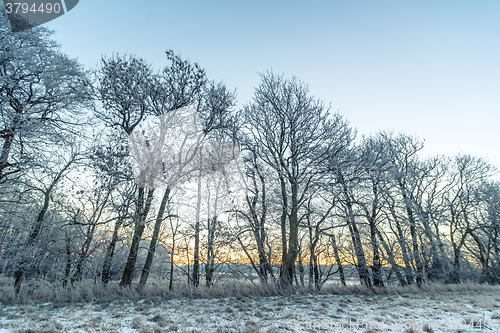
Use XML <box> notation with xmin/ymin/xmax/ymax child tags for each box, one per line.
<box><xmin>1</xmin><ymin>289</ymin><xmax>500</xmax><ymax>332</ymax></box>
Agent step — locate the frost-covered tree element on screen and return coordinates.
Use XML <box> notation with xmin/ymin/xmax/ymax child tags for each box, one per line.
<box><xmin>241</xmin><ymin>71</ymin><xmax>351</xmax><ymax>287</ymax></box>
<box><xmin>0</xmin><ymin>12</ymin><xmax>91</xmax><ymax>183</ymax></box>
<box><xmin>129</xmin><ymin>104</ymin><xmax>238</xmax><ymax>288</ymax></box>
<box><xmin>0</xmin><ymin>12</ymin><xmax>92</xmax><ymax>293</ymax></box>
<box><xmin>12</xmin><ymin>146</ymin><xmax>83</xmax><ymax>293</ymax></box>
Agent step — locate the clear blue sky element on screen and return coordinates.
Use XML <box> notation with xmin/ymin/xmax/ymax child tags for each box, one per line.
<box><xmin>42</xmin><ymin>0</ymin><xmax>500</xmax><ymax>172</ymax></box>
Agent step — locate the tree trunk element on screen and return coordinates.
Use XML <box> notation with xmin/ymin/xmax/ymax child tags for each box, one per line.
<box><xmin>206</xmin><ymin>217</ymin><xmax>216</xmax><ymax>287</ymax></box>
<box><xmin>408</xmin><ymin>208</ymin><xmax>424</xmax><ymax>285</ymax></box>
<box><xmin>139</xmin><ymin>186</ymin><xmax>170</xmax><ymax>288</ymax></box>
<box><xmin>297</xmin><ymin>249</ymin><xmax>304</xmax><ymax>288</ymax></box>
<box><xmin>388</xmin><ymin>204</ymin><xmax>414</xmax><ymax>285</ymax></box>
<box><xmin>278</xmin><ymin>174</ymin><xmax>288</xmax><ymax>285</ymax></box>
<box><xmin>330</xmin><ymin>233</ymin><xmax>346</xmax><ymax>286</ymax></box>
<box><xmin>369</xmin><ymin>220</ymin><xmax>384</xmax><ymax>288</ymax></box>
<box><xmin>367</xmin><ymin>185</ymin><xmax>384</xmax><ymax>287</ymax></box>
<box><xmin>63</xmin><ymin>235</ymin><xmax>72</xmax><ymax>287</ymax></box>
<box><xmin>281</xmin><ymin>180</ymin><xmax>299</xmax><ymax>287</ymax></box>
<box><xmin>347</xmin><ymin>219</ymin><xmax>371</xmax><ymax>287</ymax></box>
<box><xmin>0</xmin><ymin>132</ymin><xmax>15</xmax><ymax>181</ymax></box>
<box><xmin>0</xmin><ymin>111</ymin><xmax>21</xmax><ymax>182</ymax></box>
<box><xmin>398</xmin><ymin>184</ymin><xmax>424</xmax><ymax>285</ymax></box>
<box><xmin>169</xmin><ymin>235</ymin><xmax>175</xmax><ymax>290</ymax></box>
<box><xmin>343</xmin><ymin>189</ymin><xmax>371</xmax><ymax>287</ymax></box>
<box><xmin>71</xmin><ymin>223</ymin><xmax>97</xmax><ymax>283</ymax></box>
<box><xmin>376</xmin><ymin>228</ymin><xmax>406</xmax><ymax>286</ymax></box>
<box><xmin>102</xmin><ymin>217</ymin><xmax>124</xmax><ymax>284</ymax></box>
<box><xmin>451</xmin><ymin>245</ymin><xmax>461</xmax><ymax>283</ymax></box>
<box><xmin>449</xmin><ymin>222</ymin><xmax>468</xmax><ymax>284</ymax></box>
<box><xmin>192</xmin><ymin>171</ymin><xmax>202</xmax><ymax>287</ymax></box>
<box><xmin>308</xmin><ymin>227</ymin><xmax>314</xmax><ymax>289</ymax></box>
<box><xmin>120</xmin><ymin>188</ymin><xmax>154</xmax><ymax>287</ymax></box>
<box><xmin>308</xmin><ymin>227</ymin><xmax>321</xmax><ymax>290</ymax></box>
<box><xmin>416</xmin><ymin>211</ymin><xmax>444</xmax><ymax>281</ymax></box>
<box><xmin>470</xmin><ymin>232</ymin><xmax>490</xmax><ymax>283</ymax></box>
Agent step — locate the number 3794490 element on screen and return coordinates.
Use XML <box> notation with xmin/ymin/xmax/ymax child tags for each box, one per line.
<box><xmin>5</xmin><ymin>2</ymin><xmax>61</xmax><ymax>14</ymax></box>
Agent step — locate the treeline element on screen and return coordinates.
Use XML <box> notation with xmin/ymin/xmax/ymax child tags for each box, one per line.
<box><xmin>1</xmin><ymin>14</ymin><xmax>499</xmax><ymax>294</ymax></box>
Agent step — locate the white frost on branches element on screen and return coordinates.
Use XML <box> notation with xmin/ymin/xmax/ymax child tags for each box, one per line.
<box><xmin>128</xmin><ymin>105</ymin><xmax>239</xmax><ymax>190</ymax></box>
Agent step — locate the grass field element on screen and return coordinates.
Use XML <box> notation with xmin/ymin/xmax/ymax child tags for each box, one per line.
<box><xmin>1</xmin><ymin>282</ymin><xmax>499</xmax><ymax>332</ymax></box>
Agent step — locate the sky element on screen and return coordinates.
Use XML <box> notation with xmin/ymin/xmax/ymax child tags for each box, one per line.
<box><xmin>37</xmin><ymin>0</ymin><xmax>500</xmax><ymax>173</ymax></box>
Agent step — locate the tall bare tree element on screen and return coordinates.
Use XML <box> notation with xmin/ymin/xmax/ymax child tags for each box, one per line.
<box><xmin>96</xmin><ymin>54</ymin><xmax>156</xmax><ymax>287</ymax></box>
<box><xmin>241</xmin><ymin>71</ymin><xmax>351</xmax><ymax>287</ymax></box>
<box><xmin>383</xmin><ymin>133</ymin><xmax>426</xmax><ymax>285</ymax></box>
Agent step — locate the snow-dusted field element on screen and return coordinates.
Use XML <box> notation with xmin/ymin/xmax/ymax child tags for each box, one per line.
<box><xmin>1</xmin><ymin>288</ymin><xmax>499</xmax><ymax>332</ymax></box>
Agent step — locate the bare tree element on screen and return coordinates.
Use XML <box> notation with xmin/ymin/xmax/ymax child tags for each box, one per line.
<box><xmin>189</xmin><ymin>81</ymin><xmax>236</xmax><ymax>288</ymax></box>
<box><xmin>234</xmin><ymin>145</ymin><xmax>275</xmax><ymax>285</ymax></box>
<box><xmin>93</xmin><ymin>135</ymin><xmax>137</xmax><ymax>284</ymax></box>
<box><xmin>101</xmin><ymin>183</ymin><xmax>135</xmax><ymax>284</ymax></box>
<box><xmin>129</xmin><ymin>105</ymin><xmax>204</xmax><ymax>287</ymax></box>
<box><xmin>241</xmin><ymin>71</ymin><xmax>351</xmax><ymax>287</ymax></box>
<box><xmin>474</xmin><ymin>181</ymin><xmax>500</xmax><ymax>283</ymax></box>
<box><xmin>97</xmin><ymin>51</ymin><xmax>208</xmax><ymax>287</ymax></box>
<box><xmin>383</xmin><ymin>133</ymin><xmax>426</xmax><ymax>285</ymax></box>
<box><xmin>70</xmin><ymin>174</ymin><xmax>113</xmax><ymax>283</ymax></box>
<box><xmin>0</xmin><ymin>12</ymin><xmax>91</xmax><ymax>183</ymax></box>
<box><xmin>329</xmin><ymin>231</ymin><xmax>346</xmax><ymax>286</ymax></box>
<box><xmin>444</xmin><ymin>155</ymin><xmax>494</xmax><ymax>283</ymax></box>
<box><xmin>302</xmin><ymin>196</ymin><xmax>337</xmax><ymax>290</ymax></box>
<box><xmin>131</xmin><ymin>104</ymin><xmax>238</xmax><ymax>288</ymax></box>
<box><xmin>324</xmin><ymin>142</ymin><xmax>372</xmax><ymax>287</ymax></box>
<box><xmin>356</xmin><ymin>135</ymin><xmax>394</xmax><ymax>287</ymax></box>
<box><xmin>96</xmin><ymin>54</ymin><xmax>157</xmax><ymax>287</ymax></box>
<box><xmin>13</xmin><ymin>148</ymin><xmax>82</xmax><ymax>293</ymax></box>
